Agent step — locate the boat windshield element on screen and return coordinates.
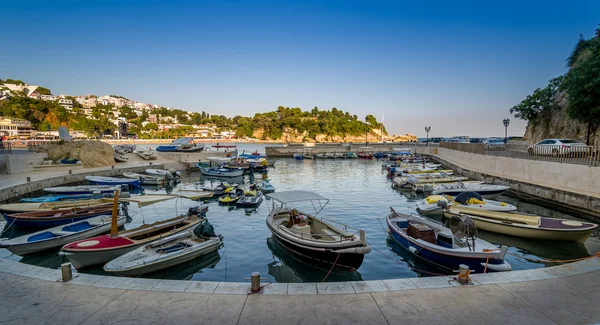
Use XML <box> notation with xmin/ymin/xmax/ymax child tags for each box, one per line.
<box><xmin>267</xmin><ymin>191</ymin><xmax>329</xmax><ymax>216</ymax></box>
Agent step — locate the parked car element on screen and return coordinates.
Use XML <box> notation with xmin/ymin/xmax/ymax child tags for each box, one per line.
<box><xmin>483</xmin><ymin>138</ymin><xmax>506</xmax><ymax>149</ymax></box>
<box><xmin>527</xmin><ymin>139</ymin><xmax>590</xmax><ymax>157</ymax></box>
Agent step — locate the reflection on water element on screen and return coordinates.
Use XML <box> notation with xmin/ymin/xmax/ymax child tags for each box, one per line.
<box><xmin>1</xmin><ymin>143</ymin><xmax>599</xmax><ymax>282</ymax></box>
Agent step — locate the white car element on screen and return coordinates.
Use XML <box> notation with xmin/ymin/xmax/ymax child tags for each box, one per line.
<box><xmin>483</xmin><ymin>138</ymin><xmax>505</xmax><ymax>149</ymax></box>
<box><xmin>527</xmin><ymin>139</ymin><xmax>590</xmax><ymax>157</ymax></box>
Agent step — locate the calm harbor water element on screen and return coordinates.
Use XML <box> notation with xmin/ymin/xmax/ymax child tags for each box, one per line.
<box><xmin>3</xmin><ymin>144</ymin><xmax>599</xmax><ymax>282</ymax></box>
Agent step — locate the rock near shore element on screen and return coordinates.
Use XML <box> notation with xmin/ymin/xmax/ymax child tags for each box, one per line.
<box><xmin>40</xmin><ymin>140</ymin><xmax>115</xmax><ymax>167</ymax></box>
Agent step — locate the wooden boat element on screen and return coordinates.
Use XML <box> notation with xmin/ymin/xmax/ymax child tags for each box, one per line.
<box><xmin>103</xmin><ymin>221</ymin><xmax>222</xmax><ymax>276</ymax></box>
<box><xmin>443</xmin><ymin>206</ymin><xmax>599</xmax><ymax>243</ymax></box>
<box><xmin>387</xmin><ymin>207</ymin><xmax>511</xmax><ymax>273</ymax></box>
<box><xmin>2</xmin><ymin>205</ymin><xmax>114</xmax><ymax>228</ymax></box>
<box><xmin>200</xmin><ymin>167</ymin><xmax>244</xmax><ymax>177</ymax></box>
<box><xmin>114</xmin><ymin>151</ymin><xmax>128</xmax><ymax>162</ymax></box>
<box><xmin>44</xmin><ymin>185</ymin><xmax>124</xmax><ymax>195</ymax></box>
<box><xmin>86</xmin><ymin>175</ymin><xmax>142</xmax><ymax>187</ymax></box>
<box><xmin>237</xmin><ymin>188</ymin><xmax>263</xmax><ymax>206</ymax></box>
<box><xmin>431</xmin><ymin>183</ymin><xmax>509</xmax><ymax>196</ymax></box>
<box><xmin>0</xmin><ymin>198</ymin><xmax>115</xmax><ymax>214</ymax></box>
<box><xmin>59</xmin><ymin>206</ymin><xmax>208</xmax><ymax>269</ymax></box>
<box><xmin>266</xmin><ymin>191</ymin><xmax>371</xmax><ymax>269</ymax></box>
<box><xmin>122</xmin><ymin>172</ymin><xmax>165</xmax><ymax>185</ymax></box>
<box><xmin>0</xmin><ymin>214</ymin><xmax>126</xmax><ymax>255</ymax></box>
<box><xmin>417</xmin><ymin>193</ymin><xmax>516</xmax><ymax>215</ymax></box>
<box><xmin>20</xmin><ymin>194</ymin><xmax>107</xmax><ymax>203</ymax></box>
<box><xmin>136</xmin><ymin>150</ymin><xmax>157</xmax><ymax>160</ymax></box>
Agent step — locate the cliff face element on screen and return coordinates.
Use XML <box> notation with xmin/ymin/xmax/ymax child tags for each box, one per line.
<box><xmin>524</xmin><ymin>92</ymin><xmax>599</xmax><ymax>145</ymax></box>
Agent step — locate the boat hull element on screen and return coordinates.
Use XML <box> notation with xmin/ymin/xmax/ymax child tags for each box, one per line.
<box><xmin>3</xmin><ymin>210</ymin><xmax>112</xmax><ymax>228</ymax></box>
<box><xmin>271</xmin><ymin>234</ymin><xmax>365</xmax><ymax>270</ymax></box>
<box><xmin>63</xmin><ymin>244</ymin><xmax>141</xmax><ymax>269</ymax></box>
<box><xmin>200</xmin><ymin>169</ymin><xmax>244</xmax><ymax>177</ymax></box>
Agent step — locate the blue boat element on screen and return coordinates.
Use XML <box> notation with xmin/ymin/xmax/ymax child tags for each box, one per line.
<box><xmin>386</xmin><ymin>207</ymin><xmax>511</xmax><ymax>274</ymax></box>
<box><xmin>85</xmin><ymin>176</ymin><xmax>142</xmax><ymax>187</ymax></box>
<box><xmin>374</xmin><ymin>152</ymin><xmax>384</xmax><ymax>159</ymax></box>
<box><xmin>60</xmin><ymin>158</ymin><xmax>81</xmax><ymax>164</ymax></box>
<box><xmin>157</xmin><ymin>137</ymin><xmax>204</xmax><ymax>152</ymax></box>
<box><xmin>2</xmin><ymin>205</ymin><xmax>114</xmax><ymax>228</ymax></box>
<box><xmin>257</xmin><ymin>180</ymin><xmax>276</xmax><ymax>193</ymax></box>
<box><xmin>20</xmin><ymin>194</ymin><xmax>106</xmax><ymax>203</ymax></box>
<box><xmin>200</xmin><ymin>167</ymin><xmax>244</xmax><ymax>177</ymax></box>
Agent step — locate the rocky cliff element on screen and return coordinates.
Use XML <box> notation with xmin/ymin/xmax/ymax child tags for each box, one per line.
<box><xmin>524</xmin><ymin>91</ymin><xmax>599</xmax><ymax>145</ymax></box>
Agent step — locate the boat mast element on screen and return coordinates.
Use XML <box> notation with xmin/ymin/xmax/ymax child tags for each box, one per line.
<box><xmin>110</xmin><ymin>189</ymin><xmax>120</xmax><ymax>238</ymax></box>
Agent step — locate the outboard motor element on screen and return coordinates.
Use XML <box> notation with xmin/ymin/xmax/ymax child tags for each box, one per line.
<box><xmin>193</xmin><ymin>221</ymin><xmax>217</xmax><ymax>238</ymax></box>
<box><xmin>188</xmin><ymin>206</ymin><xmax>209</xmax><ymax>217</ymax></box>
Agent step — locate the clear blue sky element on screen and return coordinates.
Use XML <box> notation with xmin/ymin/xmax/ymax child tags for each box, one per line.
<box><xmin>1</xmin><ymin>0</ymin><xmax>599</xmax><ymax>137</ymax></box>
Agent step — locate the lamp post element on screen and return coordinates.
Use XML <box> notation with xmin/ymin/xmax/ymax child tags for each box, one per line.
<box><xmin>503</xmin><ymin>119</ymin><xmax>510</xmax><ymax>143</ymax></box>
<box><xmin>365</xmin><ymin>130</ymin><xmax>368</xmax><ymax>145</ymax></box>
<box><xmin>425</xmin><ymin>126</ymin><xmax>431</xmax><ymax>147</ymax></box>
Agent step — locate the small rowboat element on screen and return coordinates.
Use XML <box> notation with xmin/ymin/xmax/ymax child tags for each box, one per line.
<box><xmin>417</xmin><ymin>193</ymin><xmax>516</xmax><ymax>215</ymax></box>
<box><xmin>200</xmin><ymin>167</ymin><xmax>244</xmax><ymax>177</ymax></box>
<box><xmin>146</xmin><ymin>168</ymin><xmax>180</xmax><ymax>180</ymax></box>
<box><xmin>86</xmin><ymin>176</ymin><xmax>142</xmax><ymax>187</ymax></box>
<box><xmin>0</xmin><ymin>198</ymin><xmax>114</xmax><ymax>214</ymax></box>
<box><xmin>122</xmin><ymin>172</ymin><xmax>165</xmax><ymax>185</ymax></box>
<box><xmin>2</xmin><ymin>205</ymin><xmax>114</xmax><ymax>228</ymax></box>
<box><xmin>431</xmin><ymin>183</ymin><xmax>509</xmax><ymax>196</ymax></box>
<box><xmin>0</xmin><ymin>215</ymin><xmax>126</xmax><ymax>255</ymax></box>
<box><xmin>44</xmin><ymin>185</ymin><xmax>123</xmax><ymax>195</ymax></box>
<box><xmin>20</xmin><ymin>194</ymin><xmax>108</xmax><ymax>203</ymax></box>
<box><xmin>257</xmin><ymin>180</ymin><xmax>276</xmax><ymax>193</ymax></box>
<box><xmin>443</xmin><ymin>206</ymin><xmax>599</xmax><ymax>243</ymax></box>
<box><xmin>60</xmin><ymin>206</ymin><xmax>207</xmax><ymax>269</ymax></box>
<box><xmin>103</xmin><ymin>221</ymin><xmax>222</xmax><ymax>276</ymax></box>
<box><xmin>114</xmin><ymin>151</ymin><xmax>128</xmax><ymax>162</ymax></box>
<box><xmin>387</xmin><ymin>207</ymin><xmax>511</xmax><ymax>273</ymax></box>
<box><xmin>136</xmin><ymin>150</ymin><xmax>157</xmax><ymax>160</ymax></box>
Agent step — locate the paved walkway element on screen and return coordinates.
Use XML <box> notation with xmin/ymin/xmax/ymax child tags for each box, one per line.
<box><xmin>0</xmin><ymin>269</ymin><xmax>598</xmax><ymax>325</ymax></box>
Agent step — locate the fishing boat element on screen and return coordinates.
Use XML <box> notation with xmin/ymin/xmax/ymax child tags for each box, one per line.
<box><xmin>443</xmin><ymin>206</ymin><xmax>599</xmax><ymax>243</ymax></box>
<box><xmin>417</xmin><ymin>192</ymin><xmax>517</xmax><ymax>215</ymax></box>
<box><xmin>114</xmin><ymin>150</ymin><xmax>128</xmax><ymax>162</ymax></box>
<box><xmin>431</xmin><ymin>182</ymin><xmax>509</xmax><ymax>196</ymax></box>
<box><xmin>86</xmin><ymin>175</ymin><xmax>142</xmax><ymax>187</ymax></box>
<box><xmin>200</xmin><ymin>167</ymin><xmax>244</xmax><ymax>177</ymax></box>
<box><xmin>386</xmin><ymin>207</ymin><xmax>511</xmax><ymax>273</ymax></box>
<box><xmin>122</xmin><ymin>172</ymin><xmax>165</xmax><ymax>185</ymax></box>
<box><xmin>257</xmin><ymin>180</ymin><xmax>276</xmax><ymax>193</ymax></box>
<box><xmin>136</xmin><ymin>150</ymin><xmax>157</xmax><ymax>160</ymax></box>
<box><xmin>2</xmin><ymin>204</ymin><xmax>114</xmax><ymax>228</ymax></box>
<box><xmin>237</xmin><ymin>188</ymin><xmax>263</xmax><ymax>207</ymax></box>
<box><xmin>293</xmin><ymin>153</ymin><xmax>304</xmax><ymax>160</ymax></box>
<box><xmin>0</xmin><ymin>198</ymin><xmax>115</xmax><ymax>214</ymax></box>
<box><xmin>266</xmin><ymin>191</ymin><xmax>371</xmax><ymax>269</ymax></box>
<box><xmin>103</xmin><ymin>220</ymin><xmax>222</xmax><ymax>276</ymax></box>
<box><xmin>20</xmin><ymin>194</ymin><xmax>108</xmax><ymax>203</ymax></box>
<box><xmin>59</xmin><ymin>206</ymin><xmax>208</xmax><ymax>269</ymax></box>
<box><xmin>146</xmin><ymin>168</ymin><xmax>180</xmax><ymax>181</ymax></box>
<box><xmin>0</xmin><ymin>214</ymin><xmax>126</xmax><ymax>255</ymax></box>
<box><xmin>43</xmin><ymin>185</ymin><xmax>125</xmax><ymax>195</ymax></box>
<box><xmin>156</xmin><ymin>137</ymin><xmax>204</xmax><ymax>152</ymax></box>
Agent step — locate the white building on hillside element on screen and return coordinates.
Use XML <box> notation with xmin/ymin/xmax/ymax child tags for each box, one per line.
<box><xmin>58</xmin><ymin>99</ymin><xmax>74</xmax><ymax>110</ymax></box>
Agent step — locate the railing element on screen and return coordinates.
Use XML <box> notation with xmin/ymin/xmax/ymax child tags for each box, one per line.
<box><xmin>0</xmin><ymin>142</ymin><xmax>12</xmax><ymax>154</ymax></box>
<box><xmin>439</xmin><ymin>141</ymin><xmax>600</xmax><ymax>166</ymax></box>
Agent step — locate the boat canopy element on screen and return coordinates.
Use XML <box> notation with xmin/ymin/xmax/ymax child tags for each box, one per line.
<box><xmin>172</xmin><ymin>137</ymin><xmax>195</xmax><ymax>145</ymax></box>
<box><xmin>267</xmin><ymin>190</ymin><xmax>328</xmax><ymax>204</ymax></box>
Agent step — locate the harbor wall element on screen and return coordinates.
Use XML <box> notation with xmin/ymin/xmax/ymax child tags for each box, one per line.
<box><xmin>265</xmin><ymin>143</ymin><xmax>422</xmax><ymax>157</ymax></box>
<box><xmin>414</xmin><ymin>147</ymin><xmax>600</xmax><ymax>220</ymax></box>
<box><xmin>5</xmin><ymin>153</ymin><xmax>48</xmax><ymax>174</ymax></box>
<box><xmin>0</xmin><ymin>164</ymin><xmax>164</xmax><ymax>203</ymax></box>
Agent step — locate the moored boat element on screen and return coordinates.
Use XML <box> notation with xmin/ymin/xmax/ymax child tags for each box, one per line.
<box><xmin>266</xmin><ymin>191</ymin><xmax>371</xmax><ymax>269</ymax></box>
<box><xmin>237</xmin><ymin>188</ymin><xmax>263</xmax><ymax>206</ymax></box>
<box><xmin>0</xmin><ymin>198</ymin><xmax>114</xmax><ymax>214</ymax></box>
<box><xmin>257</xmin><ymin>180</ymin><xmax>276</xmax><ymax>193</ymax></box>
<box><xmin>122</xmin><ymin>172</ymin><xmax>165</xmax><ymax>185</ymax></box>
<box><xmin>200</xmin><ymin>167</ymin><xmax>244</xmax><ymax>177</ymax></box>
<box><xmin>86</xmin><ymin>176</ymin><xmax>142</xmax><ymax>187</ymax></box>
<box><xmin>218</xmin><ymin>189</ymin><xmax>243</xmax><ymax>204</ymax></box>
<box><xmin>293</xmin><ymin>153</ymin><xmax>304</xmax><ymax>160</ymax></box>
<box><xmin>0</xmin><ymin>214</ymin><xmax>126</xmax><ymax>255</ymax></box>
<box><xmin>59</xmin><ymin>206</ymin><xmax>208</xmax><ymax>269</ymax></box>
<box><xmin>200</xmin><ymin>182</ymin><xmax>237</xmax><ymax>196</ymax></box>
<box><xmin>136</xmin><ymin>150</ymin><xmax>157</xmax><ymax>160</ymax></box>
<box><xmin>386</xmin><ymin>207</ymin><xmax>511</xmax><ymax>273</ymax></box>
<box><xmin>103</xmin><ymin>220</ymin><xmax>222</xmax><ymax>276</ymax></box>
<box><xmin>20</xmin><ymin>194</ymin><xmax>108</xmax><ymax>203</ymax></box>
<box><xmin>416</xmin><ymin>192</ymin><xmax>516</xmax><ymax>215</ymax></box>
<box><xmin>146</xmin><ymin>168</ymin><xmax>180</xmax><ymax>181</ymax></box>
<box><xmin>2</xmin><ymin>205</ymin><xmax>115</xmax><ymax>228</ymax></box>
<box><xmin>44</xmin><ymin>185</ymin><xmax>124</xmax><ymax>195</ymax></box>
<box><xmin>443</xmin><ymin>206</ymin><xmax>599</xmax><ymax>243</ymax></box>
<box><xmin>431</xmin><ymin>182</ymin><xmax>509</xmax><ymax>196</ymax></box>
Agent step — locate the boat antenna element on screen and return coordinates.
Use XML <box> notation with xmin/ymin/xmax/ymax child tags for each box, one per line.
<box><xmin>110</xmin><ymin>189</ymin><xmax>120</xmax><ymax>238</ymax></box>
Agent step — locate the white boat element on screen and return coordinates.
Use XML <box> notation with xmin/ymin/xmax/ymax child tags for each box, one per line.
<box><xmin>122</xmin><ymin>172</ymin><xmax>165</xmax><ymax>185</ymax></box>
<box><xmin>411</xmin><ymin>180</ymin><xmax>484</xmax><ymax>193</ymax></box>
<box><xmin>0</xmin><ymin>214</ymin><xmax>126</xmax><ymax>256</ymax></box>
<box><xmin>266</xmin><ymin>191</ymin><xmax>371</xmax><ymax>269</ymax></box>
<box><xmin>44</xmin><ymin>185</ymin><xmax>123</xmax><ymax>195</ymax></box>
<box><xmin>103</xmin><ymin>221</ymin><xmax>221</xmax><ymax>276</ymax></box>
<box><xmin>417</xmin><ymin>192</ymin><xmax>517</xmax><ymax>215</ymax></box>
<box><xmin>315</xmin><ymin>153</ymin><xmax>325</xmax><ymax>159</ymax></box>
<box><xmin>114</xmin><ymin>151</ymin><xmax>128</xmax><ymax>162</ymax></box>
<box><xmin>393</xmin><ymin>174</ymin><xmax>469</xmax><ymax>189</ymax></box>
<box><xmin>146</xmin><ymin>168</ymin><xmax>180</xmax><ymax>181</ymax></box>
<box><xmin>86</xmin><ymin>175</ymin><xmax>141</xmax><ymax>187</ymax></box>
<box><xmin>0</xmin><ymin>198</ymin><xmax>114</xmax><ymax>213</ymax></box>
<box><xmin>136</xmin><ymin>150</ymin><xmax>157</xmax><ymax>160</ymax></box>
<box><xmin>432</xmin><ymin>182</ymin><xmax>510</xmax><ymax>196</ymax></box>
<box><xmin>200</xmin><ymin>168</ymin><xmax>244</xmax><ymax>177</ymax></box>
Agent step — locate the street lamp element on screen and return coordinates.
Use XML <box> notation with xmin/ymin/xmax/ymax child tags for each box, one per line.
<box><xmin>365</xmin><ymin>130</ymin><xmax>368</xmax><ymax>145</ymax></box>
<box><xmin>503</xmin><ymin>119</ymin><xmax>510</xmax><ymax>143</ymax></box>
<box><xmin>425</xmin><ymin>126</ymin><xmax>431</xmax><ymax>146</ymax></box>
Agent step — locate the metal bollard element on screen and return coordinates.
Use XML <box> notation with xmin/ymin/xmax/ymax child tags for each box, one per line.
<box><xmin>149</xmin><ymin>162</ymin><xmax>153</xmax><ymax>166</ymax></box>
<box><xmin>69</xmin><ymin>170</ymin><xmax>72</xmax><ymax>175</ymax></box>
<box><xmin>457</xmin><ymin>264</ymin><xmax>470</xmax><ymax>284</ymax></box>
<box><xmin>26</xmin><ymin>177</ymin><xmax>31</xmax><ymax>182</ymax></box>
<box><xmin>112</xmin><ymin>165</ymin><xmax>115</xmax><ymax>169</ymax></box>
<box><xmin>250</xmin><ymin>272</ymin><xmax>261</xmax><ymax>292</ymax></box>
<box><xmin>61</xmin><ymin>262</ymin><xmax>73</xmax><ymax>282</ymax></box>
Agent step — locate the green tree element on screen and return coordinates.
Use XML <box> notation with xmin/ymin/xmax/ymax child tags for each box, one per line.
<box><xmin>510</xmin><ymin>76</ymin><xmax>564</xmax><ymax>121</ymax></box>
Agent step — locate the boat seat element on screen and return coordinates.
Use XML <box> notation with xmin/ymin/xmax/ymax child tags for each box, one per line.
<box><xmin>51</xmin><ymin>231</ymin><xmax>74</xmax><ymax>236</ymax></box>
